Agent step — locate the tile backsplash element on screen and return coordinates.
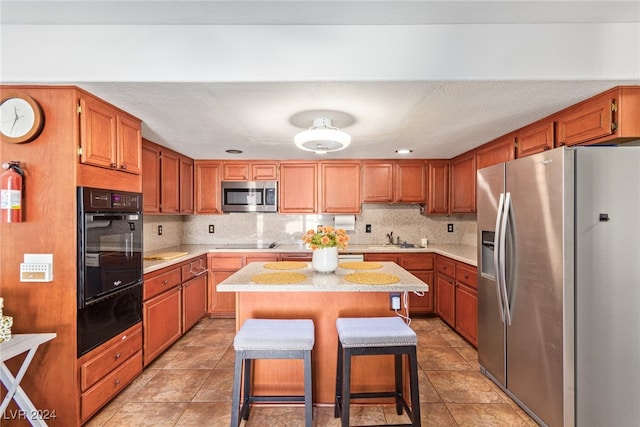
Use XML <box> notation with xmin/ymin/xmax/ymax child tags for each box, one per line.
<box><xmin>144</xmin><ymin>204</ymin><xmax>477</xmax><ymax>252</ymax></box>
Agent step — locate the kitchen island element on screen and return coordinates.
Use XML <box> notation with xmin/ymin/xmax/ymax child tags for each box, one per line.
<box><xmin>217</xmin><ymin>261</ymin><xmax>428</xmax><ymax>404</ymax></box>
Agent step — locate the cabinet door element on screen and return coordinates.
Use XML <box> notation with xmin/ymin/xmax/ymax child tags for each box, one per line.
<box><xmin>435</xmin><ymin>273</ymin><xmax>455</xmax><ymax>327</ymax></box>
<box><xmin>409</xmin><ymin>270</ymin><xmax>434</xmax><ymax>315</ymax></box>
<box><xmin>142</xmin><ymin>141</ymin><xmax>161</xmax><ymax>213</ymax></box>
<box><xmin>252</xmin><ymin>162</ymin><xmax>278</xmax><ymax>180</ymax></box>
<box><xmin>116</xmin><ymin>114</ymin><xmax>142</xmax><ymax>174</ymax></box>
<box><xmin>321</xmin><ymin>161</ymin><xmax>361</xmax><ymax>213</ymax></box>
<box><xmin>180</xmin><ymin>156</ymin><xmax>194</xmax><ymax>213</ymax></box>
<box><xmin>395</xmin><ymin>162</ymin><xmax>426</xmax><ymax>202</ymax></box>
<box><xmin>143</xmin><ymin>287</ymin><xmax>182</xmax><ymax>366</ymax></box>
<box><xmin>455</xmin><ymin>283</ymin><xmax>478</xmax><ymax>346</ymax></box>
<box><xmin>427</xmin><ymin>160</ymin><xmax>449</xmax><ymax>214</ymax></box>
<box><xmin>195</xmin><ymin>161</ymin><xmax>222</xmax><ymax>214</ymax></box>
<box><xmin>79</xmin><ymin>95</ymin><xmax>117</xmax><ymax>170</ymax></box>
<box><xmin>209</xmin><ymin>270</ymin><xmax>236</xmax><ymax>317</ymax></box>
<box><xmin>279</xmin><ymin>162</ymin><xmax>317</xmax><ymax>213</ymax></box>
<box><xmin>160</xmin><ymin>150</ymin><xmax>180</xmax><ymax>213</ymax></box>
<box><xmin>364</xmin><ymin>253</ymin><xmax>401</xmax><ymax>264</ymax></box>
<box><xmin>280</xmin><ymin>253</ymin><xmax>313</xmax><ymax>262</ymax></box>
<box><xmin>476</xmin><ymin>134</ymin><xmax>515</xmax><ymax>170</ymax></box>
<box><xmin>361</xmin><ymin>162</ymin><xmax>394</xmax><ymax>202</ymax></box>
<box><xmin>222</xmin><ymin>162</ymin><xmax>250</xmax><ymax>180</ymax></box>
<box><xmin>556</xmin><ymin>91</ymin><xmax>615</xmax><ymax>146</ymax></box>
<box><xmin>450</xmin><ymin>153</ymin><xmax>476</xmax><ymax>213</ymax></box>
<box><xmin>182</xmin><ymin>274</ymin><xmax>207</xmax><ymax>333</ymax></box>
<box><xmin>516</xmin><ymin>120</ymin><xmax>554</xmax><ymax>158</ymax></box>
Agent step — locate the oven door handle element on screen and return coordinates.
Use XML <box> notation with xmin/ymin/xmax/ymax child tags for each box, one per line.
<box><xmin>82</xmin><ymin>281</ymin><xmax>142</xmax><ymax>307</ymax></box>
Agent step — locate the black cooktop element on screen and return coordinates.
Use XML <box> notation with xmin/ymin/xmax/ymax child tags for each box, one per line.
<box><xmin>214</xmin><ymin>242</ymin><xmax>279</xmax><ymax>249</ymax></box>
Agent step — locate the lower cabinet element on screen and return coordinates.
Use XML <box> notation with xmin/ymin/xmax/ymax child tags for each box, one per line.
<box><xmin>208</xmin><ymin>252</ymin><xmax>279</xmax><ymax>317</ymax></box>
<box><xmin>78</xmin><ymin>323</ymin><xmax>143</xmax><ymax>423</ymax></box>
<box><xmin>364</xmin><ymin>252</ymin><xmax>435</xmax><ymax>315</ymax></box>
<box><xmin>435</xmin><ymin>255</ymin><xmax>478</xmax><ymax>346</ymax></box>
<box><xmin>143</xmin><ymin>255</ymin><xmax>208</xmax><ymax>366</ymax></box>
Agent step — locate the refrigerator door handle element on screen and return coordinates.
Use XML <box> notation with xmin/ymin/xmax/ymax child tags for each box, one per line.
<box><xmin>493</xmin><ymin>192</ymin><xmax>506</xmax><ymax>323</ymax></box>
<box><xmin>499</xmin><ymin>192</ymin><xmax>512</xmax><ymax>326</ymax></box>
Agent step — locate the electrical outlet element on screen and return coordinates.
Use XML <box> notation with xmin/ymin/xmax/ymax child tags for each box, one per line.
<box><xmin>365</xmin><ymin>224</ymin><xmax>372</xmax><ymax>233</ymax></box>
<box><xmin>317</xmin><ymin>224</ymin><xmax>323</xmax><ymax>232</ymax></box>
<box><xmin>157</xmin><ymin>225</ymin><xmax>163</xmax><ymax>235</ymax></box>
<box><xmin>208</xmin><ymin>224</ymin><xmax>215</xmax><ymax>233</ymax></box>
<box><xmin>448</xmin><ymin>224</ymin><xmax>454</xmax><ymax>232</ymax></box>
<box><xmin>390</xmin><ymin>293</ymin><xmax>401</xmax><ymax>310</ymax></box>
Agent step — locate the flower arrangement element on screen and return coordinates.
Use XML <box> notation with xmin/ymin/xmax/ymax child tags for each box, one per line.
<box><xmin>302</xmin><ymin>226</ymin><xmax>350</xmax><ymax>250</ymax></box>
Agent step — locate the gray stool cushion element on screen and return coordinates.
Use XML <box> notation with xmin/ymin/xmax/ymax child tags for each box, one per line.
<box><xmin>336</xmin><ymin>317</ymin><xmax>417</xmax><ymax>348</ymax></box>
<box><xmin>234</xmin><ymin>319</ymin><xmax>315</xmax><ymax>351</ymax></box>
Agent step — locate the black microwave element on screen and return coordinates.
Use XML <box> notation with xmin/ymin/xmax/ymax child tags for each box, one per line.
<box><xmin>221</xmin><ymin>181</ymin><xmax>278</xmax><ymax>212</ymax></box>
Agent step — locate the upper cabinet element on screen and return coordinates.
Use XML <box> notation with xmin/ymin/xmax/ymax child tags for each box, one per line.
<box><xmin>555</xmin><ymin>87</ymin><xmax>640</xmax><ymax>147</ymax></box>
<box><xmin>222</xmin><ymin>161</ymin><xmax>278</xmax><ymax>181</ymax></box>
<box><xmin>361</xmin><ymin>160</ymin><xmax>426</xmax><ymax>203</ymax></box>
<box><xmin>142</xmin><ymin>139</ymin><xmax>193</xmax><ymax>214</ymax></box>
<box><xmin>320</xmin><ymin>161</ymin><xmax>361</xmax><ymax>213</ymax></box>
<box><xmin>79</xmin><ymin>93</ymin><xmax>142</xmax><ymax>175</ymax></box>
<box><xmin>516</xmin><ymin>120</ymin><xmax>554</xmax><ymax>158</ymax></box>
<box><xmin>450</xmin><ymin>152</ymin><xmax>476</xmax><ymax>213</ymax></box>
<box><xmin>476</xmin><ymin>134</ymin><xmax>515</xmax><ymax>170</ymax></box>
<box><xmin>426</xmin><ymin>160</ymin><xmax>449</xmax><ymax>214</ymax></box>
<box><xmin>194</xmin><ymin>160</ymin><xmax>222</xmax><ymax>214</ymax></box>
<box><xmin>279</xmin><ymin>162</ymin><xmax>318</xmax><ymax>213</ymax></box>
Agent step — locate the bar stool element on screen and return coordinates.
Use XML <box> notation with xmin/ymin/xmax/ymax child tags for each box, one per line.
<box><xmin>334</xmin><ymin>316</ymin><xmax>421</xmax><ymax>427</ymax></box>
<box><xmin>230</xmin><ymin>318</ymin><xmax>314</xmax><ymax>427</ymax></box>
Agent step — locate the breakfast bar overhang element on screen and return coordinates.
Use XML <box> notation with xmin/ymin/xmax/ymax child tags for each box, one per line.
<box><xmin>217</xmin><ymin>261</ymin><xmax>429</xmax><ymax>404</ymax></box>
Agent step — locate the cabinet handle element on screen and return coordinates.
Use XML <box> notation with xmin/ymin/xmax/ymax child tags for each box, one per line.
<box><xmin>163</xmin><ymin>279</ymin><xmax>169</xmax><ymax>285</ymax></box>
<box><xmin>115</xmin><ymin>379</ymin><xmax>121</xmax><ymax>386</ymax></box>
<box><xmin>115</xmin><ymin>352</ymin><xmax>121</xmax><ymax>360</ymax></box>
<box><xmin>110</xmin><ymin>162</ymin><xmax>117</xmax><ymax>169</ymax></box>
<box><xmin>464</xmin><ymin>274</ymin><xmax>468</xmax><ymax>279</ymax></box>
<box><xmin>120</xmin><ymin>164</ymin><xmax>128</xmax><ymax>170</ymax></box>
<box><xmin>121</xmin><ymin>335</ymin><xmax>127</xmax><ymax>340</ymax></box>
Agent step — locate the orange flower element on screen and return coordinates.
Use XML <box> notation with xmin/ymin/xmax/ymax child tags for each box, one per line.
<box><xmin>301</xmin><ymin>227</ymin><xmax>349</xmax><ymax>250</ymax></box>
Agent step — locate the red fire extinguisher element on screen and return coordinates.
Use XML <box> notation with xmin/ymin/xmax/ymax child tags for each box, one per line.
<box><xmin>1</xmin><ymin>161</ymin><xmax>25</xmax><ymax>223</ymax></box>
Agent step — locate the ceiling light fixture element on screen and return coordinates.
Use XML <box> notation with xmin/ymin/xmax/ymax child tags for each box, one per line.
<box><xmin>294</xmin><ymin>118</ymin><xmax>351</xmax><ymax>154</ymax></box>
<box><xmin>396</xmin><ymin>149</ymin><xmax>413</xmax><ymax>154</ymax></box>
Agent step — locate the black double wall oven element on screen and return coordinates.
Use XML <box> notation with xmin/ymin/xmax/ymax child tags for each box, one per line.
<box><xmin>77</xmin><ymin>187</ymin><xmax>143</xmax><ymax>356</ymax></box>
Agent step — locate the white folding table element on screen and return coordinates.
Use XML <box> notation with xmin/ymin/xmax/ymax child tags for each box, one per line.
<box><xmin>1</xmin><ymin>333</ymin><xmax>56</xmax><ymax>427</ymax></box>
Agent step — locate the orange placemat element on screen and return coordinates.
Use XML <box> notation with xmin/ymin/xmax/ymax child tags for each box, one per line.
<box><xmin>263</xmin><ymin>261</ymin><xmax>308</xmax><ymax>270</ymax></box>
<box><xmin>344</xmin><ymin>272</ymin><xmax>400</xmax><ymax>285</ymax></box>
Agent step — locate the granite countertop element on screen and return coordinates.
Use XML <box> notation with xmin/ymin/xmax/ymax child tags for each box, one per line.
<box><xmin>216</xmin><ymin>261</ymin><xmax>429</xmax><ymax>293</ymax></box>
<box><xmin>143</xmin><ymin>243</ymin><xmax>477</xmax><ymax>274</ymax></box>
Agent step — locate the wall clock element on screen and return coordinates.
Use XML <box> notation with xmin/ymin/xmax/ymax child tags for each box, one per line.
<box><xmin>0</xmin><ymin>93</ymin><xmax>44</xmax><ymax>144</ymax></box>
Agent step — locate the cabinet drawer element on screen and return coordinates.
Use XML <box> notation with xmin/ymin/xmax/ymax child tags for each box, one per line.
<box><xmin>436</xmin><ymin>257</ymin><xmax>456</xmax><ymax>277</ymax></box>
<box><xmin>144</xmin><ymin>268</ymin><xmax>181</xmax><ymax>300</ymax></box>
<box><xmin>456</xmin><ymin>263</ymin><xmax>477</xmax><ymax>289</ymax></box>
<box><xmin>209</xmin><ymin>256</ymin><xmax>244</xmax><ymax>270</ymax></box>
<box><xmin>80</xmin><ymin>326</ymin><xmax>142</xmax><ymax>391</ymax></box>
<box><xmin>364</xmin><ymin>253</ymin><xmax>401</xmax><ymax>263</ymax></box>
<box><xmin>401</xmin><ymin>253</ymin><xmax>435</xmax><ymax>270</ymax></box>
<box><xmin>181</xmin><ymin>256</ymin><xmax>207</xmax><ymax>281</ymax></box>
<box><xmin>81</xmin><ymin>351</ymin><xmax>143</xmax><ymax>422</ymax></box>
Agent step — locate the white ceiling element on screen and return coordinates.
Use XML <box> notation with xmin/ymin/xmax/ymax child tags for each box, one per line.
<box><xmin>1</xmin><ymin>1</ymin><xmax>639</xmax><ymax>160</ymax></box>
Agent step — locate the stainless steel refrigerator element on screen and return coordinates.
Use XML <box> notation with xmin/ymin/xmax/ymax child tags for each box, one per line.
<box><xmin>477</xmin><ymin>146</ymin><xmax>640</xmax><ymax>427</ymax></box>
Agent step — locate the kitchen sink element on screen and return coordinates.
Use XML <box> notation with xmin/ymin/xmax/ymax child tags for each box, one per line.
<box><xmin>367</xmin><ymin>243</ymin><xmax>421</xmax><ymax>249</ymax></box>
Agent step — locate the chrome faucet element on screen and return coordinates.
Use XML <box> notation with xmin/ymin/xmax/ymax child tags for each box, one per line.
<box><xmin>386</xmin><ymin>232</ymin><xmax>394</xmax><ymax>245</ymax></box>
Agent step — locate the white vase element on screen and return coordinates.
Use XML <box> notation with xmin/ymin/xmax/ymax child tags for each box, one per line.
<box><xmin>312</xmin><ymin>247</ymin><xmax>339</xmax><ymax>273</ymax></box>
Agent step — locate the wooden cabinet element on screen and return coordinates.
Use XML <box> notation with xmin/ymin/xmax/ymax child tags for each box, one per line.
<box><xmin>79</xmin><ymin>93</ymin><xmax>142</xmax><ymax>175</ymax></box>
<box><xmin>450</xmin><ymin>152</ymin><xmax>476</xmax><ymax>213</ymax></box>
<box><xmin>142</xmin><ymin>255</ymin><xmax>208</xmax><ymax>366</ymax></box>
<box><xmin>426</xmin><ymin>160</ymin><xmax>449</xmax><ymax>214</ymax></box>
<box><xmin>361</xmin><ymin>161</ymin><xmax>426</xmax><ymax>203</ymax></box>
<box><xmin>435</xmin><ymin>255</ymin><xmax>477</xmax><ymax>346</ymax></box>
<box><xmin>142</xmin><ymin>139</ymin><xmax>194</xmax><ymax>214</ymax></box>
<box><xmin>361</xmin><ymin>161</ymin><xmax>394</xmax><ymax>202</ymax></box>
<box><xmin>555</xmin><ymin>87</ymin><xmax>640</xmax><ymax>146</ymax></box>
<box><xmin>194</xmin><ymin>160</ymin><xmax>222</xmax><ymax>214</ymax></box>
<box><xmin>476</xmin><ymin>134</ymin><xmax>515</xmax><ymax>170</ymax></box>
<box><xmin>280</xmin><ymin>252</ymin><xmax>313</xmax><ymax>262</ymax></box>
<box><xmin>279</xmin><ymin>162</ymin><xmax>318</xmax><ymax>213</ymax></box>
<box><xmin>516</xmin><ymin>120</ymin><xmax>554</xmax><ymax>158</ymax></box>
<box><xmin>208</xmin><ymin>252</ymin><xmax>279</xmax><ymax>317</ymax></box>
<box><xmin>222</xmin><ymin>161</ymin><xmax>278</xmax><ymax>181</ymax></box>
<box><xmin>320</xmin><ymin>161</ymin><xmax>361</xmax><ymax>213</ymax></box>
<box><xmin>364</xmin><ymin>252</ymin><xmax>435</xmax><ymax>315</ymax></box>
<box><xmin>78</xmin><ymin>323</ymin><xmax>142</xmax><ymax>423</ymax></box>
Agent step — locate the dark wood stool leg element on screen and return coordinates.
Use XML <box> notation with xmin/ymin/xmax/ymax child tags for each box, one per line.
<box><xmin>408</xmin><ymin>347</ymin><xmax>421</xmax><ymax>427</ymax></box>
<box><xmin>334</xmin><ymin>340</ymin><xmax>343</xmax><ymax>418</ymax></box>
<box><xmin>241</xmin><ymin>358</ymin><xmax>252</xmax><ymax>420</ymax></box>
<box><xmin>230</xmin><ymin>352</ymin><xmax>244</xmax><ymax>427</ymax></box>
<box><xmin>394</xmin><ymin>353</ymin><xmax>404</xmax><ymax>415</ymax></box>
<box><xmin>304</xmin><ymin>349</ymin><xmax>313</xmax><ymax>427</ymax></box>
<box><xmin>341</xmin><ymin>347</ymin><xmax>352</xmax><ymax>427</ymax></box>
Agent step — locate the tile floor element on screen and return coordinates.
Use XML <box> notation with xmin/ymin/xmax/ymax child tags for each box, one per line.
<box><xmin>85</xmin><ymin>317</ymin><xmax>538</xmax><ymax>426</ymax></box>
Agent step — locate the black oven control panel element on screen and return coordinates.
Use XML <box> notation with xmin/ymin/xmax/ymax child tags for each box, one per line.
<box><xmin>81</xmin><ymin>187</ymin><xmax>141</xmax><ymax>212</ymax></box>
